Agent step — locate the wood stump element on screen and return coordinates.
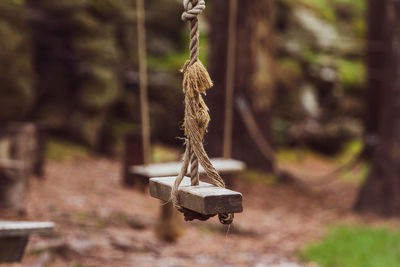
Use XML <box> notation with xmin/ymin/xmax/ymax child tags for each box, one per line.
<box><xmin>0</xmin><ymin>122</ymin><xmax>46</xmax><ymax>215</ymax></box>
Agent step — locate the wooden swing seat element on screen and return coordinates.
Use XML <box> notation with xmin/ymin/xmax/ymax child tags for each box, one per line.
<box><xmin>150</xmin><ymin>176</ymin><xmax>243</xmax><ymax>215</ymax></box>
<box><xmin>130</xmin><ymin>157</ymin><xmax>245</xmax><ymax>182</ymax></box>
<box><xmin>0</xmin><ymin>221</ymin><xmax>54</xmax><ymax>263</ymax></box>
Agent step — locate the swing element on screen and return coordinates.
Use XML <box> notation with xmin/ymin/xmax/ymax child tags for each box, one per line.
<box><xmin>149</xmin><ymin>0</ymin><xmax>243</xmax><ymax>224</ymax></box>
<box><xmin>0</xmin><ymin>221</ymin><xmax>54</xmax><ymax>262</ymax></box>
<box><xmin>126</xmin><ymin>0</ymin><xmax>245</xmax><ymax>191</ymax></box>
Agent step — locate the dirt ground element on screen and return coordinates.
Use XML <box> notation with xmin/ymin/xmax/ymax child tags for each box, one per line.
<box><xmin>1</xmin><ymin>154</ymin><xmax>398</xmax><ymax>267</ymax></box>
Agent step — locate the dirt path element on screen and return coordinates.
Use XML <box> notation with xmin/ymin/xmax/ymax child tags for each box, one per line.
<box><xmin>0</xmin><ymin>156</ymin><xmax>386</xmax><ymax>267</ymax></box>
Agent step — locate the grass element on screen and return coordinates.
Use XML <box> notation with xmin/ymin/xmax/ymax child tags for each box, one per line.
<box><xmin>300</xmin><ymin>226</ymin><xmax>400</xmax><ymax>267</ymax></box>
<box><xmin>241</xmin><ymin>169</ymin><xmax>277</xmax><ymax>185</ymax></box>
<box><xmin>46</xmin><ymin>138</ymin><xmax>92</xmax><ymax>161</ymax></box>
<box><xmin>277</xmin><ymin>139</ymin><xmax>369</xmax><ymax>185</ymax></box>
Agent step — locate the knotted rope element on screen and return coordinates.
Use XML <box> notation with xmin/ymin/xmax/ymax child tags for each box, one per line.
<box><xmin>170</xmin><ymin>0</ymin><xmax>234</xmax><ymax>225</ymax></box>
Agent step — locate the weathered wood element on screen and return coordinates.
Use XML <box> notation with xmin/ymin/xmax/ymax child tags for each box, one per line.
<box><xmin>6</xmin><ymin>123</ymin><xmax>38</xmax><ymax>175</ymax></box>
<box><xmin>0</xmin><ymin>236</ymin><xmax>29</xmax><ymax>262</ymax></box>
<box><xmin>0</xmin><ymin>221</ymin><xmax>54</xmax><ymax>263</ymax></box>
<box><xmin>122</xmin><ymin>133</ymin><xmax>145</xmax><ymax>188</ymax></box>
<box><xmin>33</xmin><ymin>124</ymin><xmax>47</xmax><ymax>177</ymax></box>
<box><xmin>131</xmin><ymin>158</ymin><xmax>245</xmax><ymax>178</ymax></box>
<box><xmin>0</xmin><ymin>160</ymin><xmax>28</xmax><ymax>214</ymax></box>
<box><xmin>150</xmin><ymin>177</ymin><xmax>243</xmax><ymax>215</ymax></box>
<box><xmin>155</xmin><ymin>202</ymin><xmax>182</xmax><ymax>242</ymax></box>
<box><xmin>0</xmin><ymin>221</ymin><xmax>54</xmax><ymax>237</ymax></box>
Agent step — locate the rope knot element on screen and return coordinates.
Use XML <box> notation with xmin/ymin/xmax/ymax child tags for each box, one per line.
<box><xmin>182</xmin><ymin>0</ymin><xmax>206</xmax><ymax>21</ymax></box>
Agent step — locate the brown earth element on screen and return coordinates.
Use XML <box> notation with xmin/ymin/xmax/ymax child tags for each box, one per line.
<box><xmin>2</xmin><ymin>153</ymin><xmax>399</xmax><ymax>267</ymax></box>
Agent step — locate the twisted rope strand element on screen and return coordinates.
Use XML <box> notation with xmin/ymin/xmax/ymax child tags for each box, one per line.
<box><xmin>171</xmin><ymin>0</ymin><xmax>233</xmax><ymax>225</ymax></box>
<box><xmin>190</xmin><ymin>147</ymin><xmax>199</xmax><ymax>186</ymax></box>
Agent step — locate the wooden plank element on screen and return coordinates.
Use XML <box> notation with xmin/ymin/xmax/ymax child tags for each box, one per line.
<box><xmin>131</xmin><ymin>158</ymin><xmax>246</xmax><ymax>178</ymax></box>
<box><xmin>150</xmin><ymin>177</ymin><xmax>243</xmax><ymax>215</ymax></box>
<box><xmin>0</xmin><ymin>221</ymin><xmax>54</xmax><ymax>237</ymax></box>
<box><xmin>0</xmin><ymin>235</ymin><xmax>29</xmax><ymax>262</ymax></box>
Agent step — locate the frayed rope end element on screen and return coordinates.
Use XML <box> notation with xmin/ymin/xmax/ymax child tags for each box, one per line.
<box><xmin>182</xmin><ymin>60</ymin><xmax>213</xmax><ymax>97</ymax></box>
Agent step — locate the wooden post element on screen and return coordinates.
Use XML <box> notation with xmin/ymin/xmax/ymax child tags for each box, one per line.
<box><xmin>0</xmin><ymin>160</ymin><xmax>28</xmax><ymax>215</ymax></box>
<box><xmin>155</xmin><ymin>202</ymin><xmax>182</xmax><ymax>242</ymax></box>
<box><xmin>33</xmin><ymin>124</ymin><xmax>47</xmax><ymax>178</ymax></box>
<box><xmin>122</xmin><ymin>133</ymin><xmax>145</xmax><ymax>188</ymax></box>
<box><xmin>0</xmin><ymin>236</ymin><xmax>29</xmax><ymax>262</ymax></box>
<box><xmin>222</xmin><ymin>173</ymin><xmax>234</xmax><ymax>189</ymax></box>
<box><xmin>0</xmin><ymin>122</ymin><xmax>40</xmax><ymax>215</ymax></box>
<box><xmin>6</xmin><ymin>122</ymin><xmax>38</xmax><ymax>176</ymax></box>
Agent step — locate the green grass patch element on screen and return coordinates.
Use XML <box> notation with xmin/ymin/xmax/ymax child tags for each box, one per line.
<box><xmin>277</xmin><ymin>140</ymin><xmax>369</xmax><ymax>184</ymax></box>
<box><xmin>277</xmin><ymin>147</ymin><xmax>327</xmax><ymax>164</ymax></box>
<box><xmin>46</xmin><ymin>138</ymin><xmax>91</xmax><ymax>161</ymax></box>
<box><xmin>300</xmin><ymin>226</ymin><xmax>400</xmax><ymax>267</ymax></box>
<box><xmin>241</xmin><ymin>169</ymin><xmax>277</xmax><ymax>185</ymax></box>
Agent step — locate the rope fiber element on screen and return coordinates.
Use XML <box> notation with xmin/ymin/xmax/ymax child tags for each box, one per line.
<box><xmin>170</xmin><ymin>0</ymin><xmax>233</xmax><ymax>225</ymax></box>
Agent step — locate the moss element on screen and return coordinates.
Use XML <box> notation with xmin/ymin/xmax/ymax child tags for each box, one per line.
<box><xmin>337</xmin><ymin>59</ymin><xmax>366</xmax><ymax>90</ymax></box>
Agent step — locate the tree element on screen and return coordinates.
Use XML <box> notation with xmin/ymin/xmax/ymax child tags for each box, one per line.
<box><xmin>355</xmin><ymin>0</ymin><xmax>400</xmax><ymax>216</ymax></box>
<box><xmin>362</xmin><ymin>0</ymin><xmax>387</xmax><ymax>159</ymax></box>
<box><xmin>207</xmin><ymin>0</ymin><xmax>276</xmax><ymax>171</ymax></box>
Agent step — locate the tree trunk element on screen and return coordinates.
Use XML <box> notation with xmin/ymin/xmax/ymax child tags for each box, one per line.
<box><xmin>207</xmin><ymin>0</ymin><xmax>275</xmax><ymax>171</ymax></box>
<box><xmin>355</xmin><ymin>0</ymin><xmax>400</xmax><ymax>216</ymax></box>
<box><xmin>363</xmin><ymin>0</ymin><xmax>388</xmax><ymax>158</ymax></box>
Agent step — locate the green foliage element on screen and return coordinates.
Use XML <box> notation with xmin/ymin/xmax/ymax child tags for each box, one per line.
<box><xmin>300</xmin><ymin>226</ymin><xmax>400</xmax><ymax>267</ymax></box>
<box><xmin>46</xmin><ymin>138</ymin><xmax>91</xmax><ymax>161</ymax></box>
<box><xmin>277</xmin><ymin>148</ymin><xmax>316</xmax><ymax>164</ymax></box>
<box><xmin>152</xmin><ymin>143</ymin><xmax>180</xmax><ymax>163</ymax></box>
<box><xmin>338</xmin><ymin>59</ymin><xmax>366</xmax><ymax>90</ymax></box>
<box><xmin>297</xmin><ymin>0</ymin><xmax>366</xmax><ymax>22</ymax></box>
<box><xmin>0</xmin><ymin>1</ymin><xmax>34</xmax><ymax>121</ymax></box>
<box><xmin>336</xmin><ymin>139</ymin><xmax>369</xmax><ymax>184</ymax></box>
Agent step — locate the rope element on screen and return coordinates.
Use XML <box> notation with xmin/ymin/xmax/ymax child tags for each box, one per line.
<box><xmin>223</xmin><ymin>0</ymin><xmax>238</xmax><ymax>159</ymax></box>
<box><xmin>235</xmin><ymin>96</ymin><xmax>365</xmax><ymax>187</ymax></box>
<box><xmin>236</xmin><ymin>97</ymin><xmax>277</xmax><ymax>169</ymax></box>
<box><xmin>170</xmin><ymin>0</ymin><xmax>233</xmax><ymax>225</ymax></box>
<box><xmin>137</xmin><ymin>0</ymin><xmax>151</xmax><ymax>165</ymax></box>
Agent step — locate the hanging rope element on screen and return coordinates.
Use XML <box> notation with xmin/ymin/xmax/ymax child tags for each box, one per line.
<box><xmin>223</xmin><ymin>0</ymin><xmax>238</xmax><ymax>159</ymax></box>
<box><xmin>170</xmin><ymin>0</ymin><xmax>234</xmax><ymax>225</ymax></box>
<box><xmin>137</xmin><ymin>0</ymin><xmax>151</xmax><ymax>165</ymax></box>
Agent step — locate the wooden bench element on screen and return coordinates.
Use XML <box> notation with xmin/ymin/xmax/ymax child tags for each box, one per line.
<box><xmin>130</xmin><ymin>158</ymin><xmax>245</xmax><ymax>189</ymax></box>
<box><xmin>121</xmin><ymin>133</ymin><xmax>246</xmax><ymax>189</ymax></box>
<box><xmin>150</xmin><ymin>176</ymin><xmax>243</xmax><ymax>215</ymax></box>
<box><xmin>0</xmin><ymin>221</ymin><xmax>54</xmax><ymax>262</ymax></box>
